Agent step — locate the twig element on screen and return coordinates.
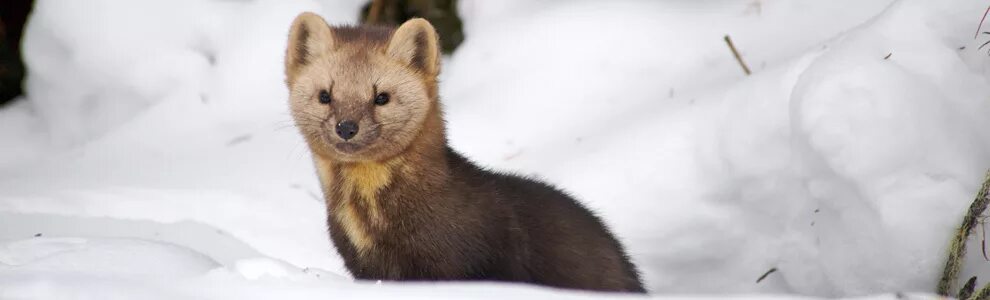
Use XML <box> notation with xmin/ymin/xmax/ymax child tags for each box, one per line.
<box><xmin>962</xmin><ymin>276</ymin><xmax>979</xmax><ymax>300</ymax></box>
<box><xmin>937</xmin><ymin>170</ymin><xmax>990</xmax><ymax>296</ymax></box>
<box><xmin>979</xmin><ymin>33</ymin><xmax>990</xmax><ymax>51</ymax></box>
<box><xmin>724</xmin><ymin>35</ymin><xmax>751</xmax><ymax>76</ymax></box>
<box><xmin>977</xmin><ymin>5</ymin><xmax>990</xmax><ymax>39</ymax></box>
<box><xmin>366</xmin><ymin>0</ymin><xmax>386</xmax><ymax>24</ymax></box>
<box><xmin>756</xmin><ymin>267</ymin><xmax>777</xmax><ymax>283</ymax></box>
<box><xmin>982</xmin><ymin>217</ymin><xmax>988</xmax><ymax>260</ymax></box>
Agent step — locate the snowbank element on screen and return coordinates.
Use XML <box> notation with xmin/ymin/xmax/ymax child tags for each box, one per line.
<box><xmin>448</xmin><ymin>0</ymin><xmax>990</xmax><ymax>295</ymax></box>
<box><xmin>12</xmin><ymin>0</ymin><xmax>365</xmax><ymax>152</ymax></box>
<box><xmin>2</xmin><ymin>0</ymin><xmax>989</xmax><ymax>298</ymax></box>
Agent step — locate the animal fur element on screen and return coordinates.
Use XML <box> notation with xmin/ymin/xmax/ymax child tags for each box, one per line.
<box><xmin>284</xmin><ymin>12</ymin><xmax>645</xmax><ymax>293</ymax></box>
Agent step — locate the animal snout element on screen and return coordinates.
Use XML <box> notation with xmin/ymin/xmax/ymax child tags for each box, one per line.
<box><xmin>335</xmin><ymin>120</ymin><xmax>359</xmax><ymax>140</ymax></box>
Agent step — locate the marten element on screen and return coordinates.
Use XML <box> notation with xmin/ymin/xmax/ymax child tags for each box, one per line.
<box><xmin>283</xmin><ymin>13</ymin><xmax>646</xmax><ymax>293</ymax></box>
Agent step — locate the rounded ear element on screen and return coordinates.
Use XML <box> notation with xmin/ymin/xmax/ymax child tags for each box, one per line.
<box><xmin>285</xmin><ymin>12</ymin><xmax>334</xmax><ymax>83</ymax></box>
<box><xmin>386</xmin><ymin>18</ymin><xmax>440</xmax><ymax>76</ymax></box>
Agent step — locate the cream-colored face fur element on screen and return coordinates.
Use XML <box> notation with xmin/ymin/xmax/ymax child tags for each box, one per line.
<box><xmin>285</xmin><ymin>13</ymin><xmax>440</xmax><ymax>162</ymax></box>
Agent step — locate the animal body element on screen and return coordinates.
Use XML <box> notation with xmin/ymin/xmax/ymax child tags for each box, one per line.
<box><xmin>284</xmin><ymin>12</ymin><xmax>645</xmax><ymax>293</ymax></box>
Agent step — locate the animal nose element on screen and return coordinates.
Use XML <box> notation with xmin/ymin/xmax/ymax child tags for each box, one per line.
<box><xmin>335</xmin><ymin>121</ymin><xmax>359</xmax><ymax>140</ymax></box>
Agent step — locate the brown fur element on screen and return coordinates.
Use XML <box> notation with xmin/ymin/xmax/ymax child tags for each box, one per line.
<box><xmin>285</xmin><ymin>12</ymin><xmax>646</xmax><ymax>293</ymax></box>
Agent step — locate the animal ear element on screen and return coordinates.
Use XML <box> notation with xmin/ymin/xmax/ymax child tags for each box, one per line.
<box><xmin>285</xmin><ymin>12</ymin><xmax>334</xmax><ymax>82</ymax></box>
<box><xmin>386</xmin><ymin>18</ymin><xmax>440</xmax><ymax>76</ymax></box>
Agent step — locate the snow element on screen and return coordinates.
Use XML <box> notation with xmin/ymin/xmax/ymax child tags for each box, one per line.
<box><xmin>1</xmin><ymin>0</ymin><xmax>988</xmax><ymax>298</ymax></box>
<box><xmin>0</xmin><ymin>237</ymin><xmax>219</xmax><ymax>278</ymax></box>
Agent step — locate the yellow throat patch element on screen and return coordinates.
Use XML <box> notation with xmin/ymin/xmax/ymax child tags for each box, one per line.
<box><xmin>323</xmin><ymin>159</ymin><xmax>403</xmax><ymax>254</ymax></box>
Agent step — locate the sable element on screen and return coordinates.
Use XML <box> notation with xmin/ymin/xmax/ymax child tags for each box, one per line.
<box><xmin>284</xmin><ymin>12</ymin><xmax>645</xmax><ymax>293</ymax></box>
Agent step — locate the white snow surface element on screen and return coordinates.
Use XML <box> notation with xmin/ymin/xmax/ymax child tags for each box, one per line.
<box><xmin>1</xmin><ymin>0</ymin><xmax>989</xmax><ymax>298</ymax></box>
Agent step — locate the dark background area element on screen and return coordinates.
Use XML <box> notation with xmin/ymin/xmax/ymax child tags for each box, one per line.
<box><xmin>361</xmin><ymin>0</ymin><xmax>462</xmax><ymax>54</ymax></box>
<box><xmin>0</xmin><ymin>0</ymin><xmax>33</xmax><ymax>108</ymax></box>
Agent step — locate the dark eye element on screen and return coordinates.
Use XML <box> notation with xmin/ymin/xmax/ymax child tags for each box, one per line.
<box><xmin>318</xmin><ymin>90</ymin><xmax>331</xmax><ymax>104</ymax></box>
<box><xmin>374</xmin><ymin>92</ymin><xmax>390</xmax><ymax>106</ymax></box>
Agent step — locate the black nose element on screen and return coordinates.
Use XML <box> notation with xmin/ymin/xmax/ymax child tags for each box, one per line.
<box><xmin>335</xmin><ymin>121</ymin><xmax>359</xmax><ymax>140</ymax></box>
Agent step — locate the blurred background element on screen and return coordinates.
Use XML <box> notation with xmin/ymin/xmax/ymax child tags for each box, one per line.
<box><xmin>0</xmin><ymin>0</ymin><xmax>463</xmax><ymax>108</ymax></box>
<box><xmin>2</xmin><ymin>0</ymin><xmax>990</xmax><ymax>298</ymax></box>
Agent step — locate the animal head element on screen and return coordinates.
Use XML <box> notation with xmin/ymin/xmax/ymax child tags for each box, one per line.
<box><xmin>285</xmin><ymin>13</ymin><xmax>441</xmax><ymax>163</ymax></box>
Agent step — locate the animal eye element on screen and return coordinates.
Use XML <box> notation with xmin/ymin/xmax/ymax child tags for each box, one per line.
<box><xmin>318</xmin><ymin>90</ymin><xmax>331</xmax><ymax>104</ymax></box>
<box><xmin>374</xmin><ymin>92</ymin><xmax>390</xmax><ymax>106</ymax></box>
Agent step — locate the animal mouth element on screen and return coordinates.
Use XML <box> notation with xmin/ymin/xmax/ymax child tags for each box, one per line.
<box><xmin>334</xmin><ymin>142</ymin><xmax>363</xmax><ymax>153</ymax></box>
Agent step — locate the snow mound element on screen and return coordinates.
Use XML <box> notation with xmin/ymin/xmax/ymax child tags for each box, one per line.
<box><xmin>0</xmin><ymin>237</ymin><xmax>218</xmax><ymax>278</ymax></box>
